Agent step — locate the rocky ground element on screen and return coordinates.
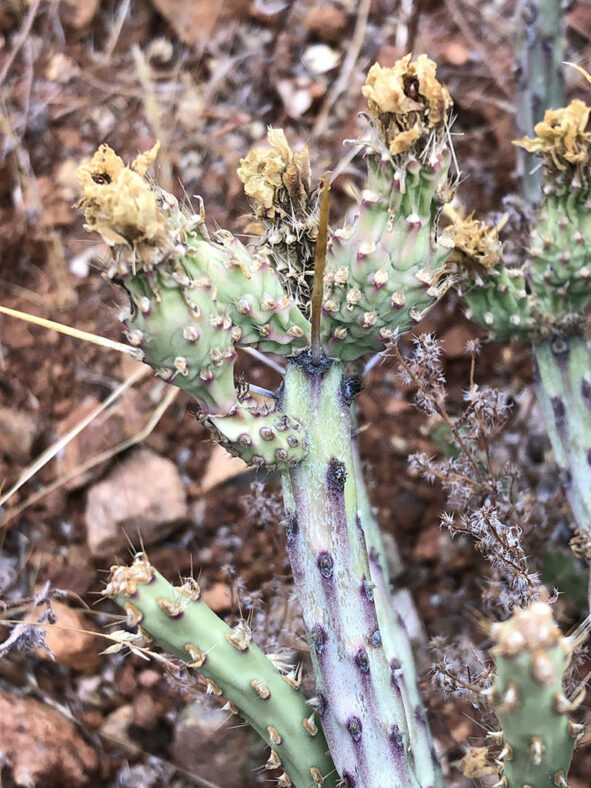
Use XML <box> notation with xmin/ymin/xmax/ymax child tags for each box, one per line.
<box><xmin>1</xmin><ymin>0</ymin><xmax>591</xmax><ymax>785</ymax></box>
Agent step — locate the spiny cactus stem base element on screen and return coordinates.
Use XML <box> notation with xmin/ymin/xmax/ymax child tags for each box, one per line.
<box><xmin>279</xmin><ymin>354</ymin><xmax>423</xmax><ymax>788</ymax></box>
<box><xmin>106</xmin><ymin>559</ymin><xmax>337</xmax><ymax>788</ymax></box>
<box><xmin>533</xmin><ymin>336</ymin><xmax>591</xmax><ymax>532</ymax></box>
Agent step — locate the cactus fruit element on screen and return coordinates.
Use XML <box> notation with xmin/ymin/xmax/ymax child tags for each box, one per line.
<box><xmin>487</xmin><ymin>602</ymin><xmax>583</xmax><ymax>788</ymax></box>
<box><xmin>77</xmin><ymin>143</ymin><xmax>310</xmax><ymax>470</ymax></box>
<box><xmin>321</xmin><ymin>54</ymin><xmax>456</xmax><ymax>360</ymax></box>
<box><xmin>104</xmin><ymin>553</ymin><xmax>338</xmax><ymax>788</ymax></box>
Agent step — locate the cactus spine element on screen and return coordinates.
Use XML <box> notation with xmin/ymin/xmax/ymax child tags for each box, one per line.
<box><xmin>488</xmin><ymin>602</ymin><xmax>582</xmax><ymax>788</ymax></box>
<box><xmin>104</xmin><ymin>554</ymin><xmax>337</xmax><ymax>788</ymax></box>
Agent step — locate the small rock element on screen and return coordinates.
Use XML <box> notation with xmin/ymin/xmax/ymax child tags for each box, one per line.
<box><xmin>302</xmin><ymin>43</ymin><xmax>341</xmax><ymax>75</ymax></box>
<box><xmin>304</xmin><ymin>5</ymin><xmax>348</xmax><ymax>43</ymax></box>
<box><xmin>173</xmin><ymin>701</ymin><xmax>261</xmax><ymax>788</ymax></box>
<box><xmin>100</xmin><ymin>703</ymin><xmax>139</xmax><ymax>754</ymax></box>
<box><xmin>85</xmin><ymin>448</ymin><xmax>188</xmax><ymax>558</ymax></box>
<box><xmin>25</xmin><ymin>600</ymin><xmax>100</xmax><ymax>671</ymax></box>
<box><xmin>199</xmin><ymin>443</ymin><xmax>248</xmax><ymax>494</ymax></box>
<box><xmin>0</xmin><ymin>406</ymin><xmax>37</xmax><ymax>464</ymax></box>
<box><xmin>201</xmin><ymin>582</ymin><xmax>233</xmax><ymax>613</ymax></box>
<box><xmin>0</xmin><ymin>693</ymin><xmax>97</xmax><ymax>786</ymax></box>
<box><xmin>57</xmin><ymin>391</ymin><xmax>145</xmax><ymax>491</ymax></box>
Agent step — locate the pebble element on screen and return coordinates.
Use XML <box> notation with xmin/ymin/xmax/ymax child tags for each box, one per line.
<box><xmin>85</xmin><ymin>448</ymin><xmax>188</xmax><ymax>557</ymax></box>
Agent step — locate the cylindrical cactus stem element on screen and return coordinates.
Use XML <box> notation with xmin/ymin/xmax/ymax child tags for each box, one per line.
<box><xmin>322</xmin><ymin>55</ymin><xmax>456</xmax><ymax>362</ymax></box>
<box><xmin>514</xmin><ymin>0</ymin><xmax>564</xmax><ymax>203</ymax></box>
<box><xmin>533</xmin><ymin>335</ymin><xmax>591</xmax><ymax>531</ymax></box>
<box><xmin>351</xmin><ymin>418</ymin><xmax>442</xmax><ymax>787</ymax></box>
<box><xmin>104</xmin><ymin>554</ymin><xmax>338</xmax><ymax>788</ymax></box>
<box><xmin>489</xmin><ymin>601</ymin><xmax>583</xmax><ymax>788</ymax></box>
<box><xmin>355</xmin><ymin>472</ymin><xmax>442</xmax><ymax>786</ymax></box>
<box><xmin>279</xmin><ymin>353</ymin><xmax>421</xmax><ymax>788</ymax></box>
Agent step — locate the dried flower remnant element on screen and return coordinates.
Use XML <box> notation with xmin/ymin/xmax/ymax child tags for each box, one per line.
<box><xmin>238</xmin><ymin>128</ymin><xmax>318</xmax><ymax>313</ymax></box>
<box><xmin>361</xmin><ymin>54</ymin><xmax>453</xmax><ymax>156</ymax></box>
<box><xmin>238</xmin><ymin>128</ymin><xmax>313</xmax><ymax>221</ymax></box>
<box><xmin>514</xmin><ymin>100</ymin><xmax>591</xmax><ymax>173</ymax></box>
<box><xmin>460</xmin><ymin>747</ymin><xmax>497</xmax><ymax>779</ymax></box>
<box><xmin>448</xmin><ymin>213</ymin><xmax>502</xmax><ymax>273</ymax></box>
<box><xmin>77</xmin><ymin>142</ymin><xmax>169</xmax><ymax>268</ymax></box>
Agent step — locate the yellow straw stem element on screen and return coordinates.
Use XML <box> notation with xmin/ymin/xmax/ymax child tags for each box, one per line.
<box><xmin>0</xmin><ymin>305</ymin><xmax>142</xmax><ymax>358</ymax></box>
<box><xmin>310</xmin><ymin>174</ymin><xmax>331</xmax><ymax>363</ymax></box>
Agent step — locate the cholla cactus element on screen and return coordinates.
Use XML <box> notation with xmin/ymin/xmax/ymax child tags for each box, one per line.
<box><xmin>79</xmin><ymin>54</ymin><xmax>472</xmax><ymax>788</ymax></box>
<box><xmin>453</xmin><ymin>90</ymin><xmax>591</xmax><ymax>534</ymax></box>
<box><xmin>487</xmin><ymin>602</ymin><xmax>584</xmax><ymax>788</ymax></box>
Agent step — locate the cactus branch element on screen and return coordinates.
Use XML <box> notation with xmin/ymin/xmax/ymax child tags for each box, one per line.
<box><xmin>533</xmin><ymin>336</ymin><xmax>591</xmax><ymax>532</ymax></box>
<box><xmin>489</xmin><ymin>602</ymin><xmax>580</xmax><ymax>788</ymax></box>
<box><xmin>514</xmin><ymin>0</ymin><xmax>565</xmax><ymax>203</ymax></box>
<box><xmin>279</xmin><ymin>354</ymin><xmax>422</xmax><ymax>788</ymax></box>
<box><xmin>105</xmin><ymin>555</ymin><xmax>338</xmax><ymax>788</ymax></box>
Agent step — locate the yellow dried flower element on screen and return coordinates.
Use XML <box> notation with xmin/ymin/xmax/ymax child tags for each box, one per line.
<box><xmin>448</xmin><ymin>213</ymin><xmax>501</xmax><ymax>272</ymax></box>
<box><xmin>362</xmin><ymin>54</ymin><xmax>452</xmax><ymax>155</ymax></box>
<box><xmin>514</xmin><ymin>99</ymin><xmax>591</xmax><ymax>171</ymax></box>
<box><xmin>460</xmin><ymin>747</ymin><xmax>497</xmax><ymax>779</ymax></box>
<box><xmin>237</xmin><ymin>128</ymin><xmax>311</xmax><ymax>219</ymax></box>
<box><xmin>77</xmin><ymin>142</ymin><xmax>167</xmax><ymax>254</ymax></box>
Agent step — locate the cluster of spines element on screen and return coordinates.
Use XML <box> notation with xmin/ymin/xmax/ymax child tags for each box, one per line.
<box><xmin>104</xmin><ymin>553</ymin><xmax>338</xmax><ymax>788</ymax></box>
<box><xmin>486</xmin><ymin>602</ymin><xmax>583</xmax><ymax>788</ymax></box>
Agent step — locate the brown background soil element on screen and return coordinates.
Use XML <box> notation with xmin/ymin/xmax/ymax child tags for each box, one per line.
<box><xmin>1</xmin><ymin>1</ymin><xmax>590</xmax><ymax>785</ymax></box>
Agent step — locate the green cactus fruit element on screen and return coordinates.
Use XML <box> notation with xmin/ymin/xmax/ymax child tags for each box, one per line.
<box><xmin>488</xmin><ymin>601</ymin><xmax>583</xmax><ymax>788</ymax></box>
<box><xmin>121</xmin><ymin>252</ymin><xmax>239</xmax><ymax>414</ymax></box>
<box><xmin>211</xmin><ymin>228</ymin><xmax>310</xmax><ymax>352</ymax></box>
<box><xmin>321</xmin><ymin>55</ymin><xmax>456</xmax><ymax>360</ymax></box>
<box><xmin>205</xmin><ymin>395</ymin><xmax>309</xmax><ymax>470</ymax></box>
<box><xmin>77</xmin><ymin>144</ymin><xmax>309</xmax><ymax>398</ymax></box>
<box><xmin>104</xmin><ymin>553</ymin><xmax>338</xmax><ymax>788</ymax></box>
<box><xmin>450</xmin><ymin>215</ymin><xmax>533</xmax><ymax>341</ymax></box>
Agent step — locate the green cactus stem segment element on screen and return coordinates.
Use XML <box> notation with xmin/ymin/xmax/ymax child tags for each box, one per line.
<box><xmin>489</xmin><ymin>602</ymin><xmax>579</xmax><ymax>788</ymax></box>
<box><xmin>279</xmin><ymin>354</ymin><xmax>420</xmax><ymax>788</ymax></box>
<box><xmin>105</xmin><ymin>555</ymin><xmax>338</xmax><ymax>788</ymax></box>
<box><xmin>514</xmin><ymin>0</ymin><xmax>565</xmax><ymax>203</ymax></box>
<box><xmin>352</xmin><ymin>433</ymin><xmax>443</xmax><ymax>788</ymax></box>
<box><xmin>533</xmin><ymin>336</ymin><xmax>591</xmax><ymax>532</ymax></box>
<box><xmin>322</xmin><ymin>152</ymin><xmax>454</xmax><ymax>361</ymax></box>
